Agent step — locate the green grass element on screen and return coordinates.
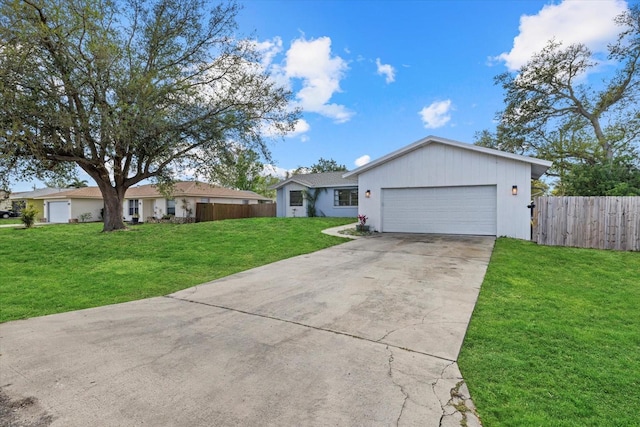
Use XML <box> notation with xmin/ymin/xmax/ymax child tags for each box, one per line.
<box><xmin>0</xmin><ymin>217</ymin><xmax>353</xmax><ymax>323</ymax></box>
<box><xmin>0</xmin><ymin>217</ymin><xmax>22</xmax><ymax>225</ymax></box>
<box><xmin>458</xmin><ymin>238</ymin><xmax>640</xmax><ymax>427</ymax></box>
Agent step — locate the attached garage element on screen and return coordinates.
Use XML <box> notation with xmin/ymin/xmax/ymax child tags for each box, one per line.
<box><xmin>382</xmin><ymin>186</ymin><xmax>496</xmax><ymax>235</ymax></box>
<box><xmin>344</xmin><ymin>136</ymin><xmax>552</xmax><ymax>240</ymax></box>
<box><xmin>47</xmin><ymin>201</ymin><xmax>69</xmax><ymax>223</ymax></box>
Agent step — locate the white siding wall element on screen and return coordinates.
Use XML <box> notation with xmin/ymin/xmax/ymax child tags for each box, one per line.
<box><xmin>358</xmin><ymin>143</ymin><xmax>533</xmax><ymax>239</ymax></box>
<box><xmin>70</xmin><ymin>199</ymin><xmax>104</xmax><ymax>222</ymax></box>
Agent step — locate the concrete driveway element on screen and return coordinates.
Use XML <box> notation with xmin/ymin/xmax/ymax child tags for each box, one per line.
<box><xmin>0</xmin><ymin>233</ymin><xmax>494</xmax><ymax>426</ymax></box>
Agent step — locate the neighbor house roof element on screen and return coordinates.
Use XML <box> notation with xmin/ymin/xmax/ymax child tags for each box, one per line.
<box><xmin>272</xmin><ymin>171</ymin><xmax>358</xmax><ymax>190</ymax></box>
<box><xmin>125</xmin><ymin>181</ymin><xmax>270</xmax><ymax>201</ymax></box>
<box><xmin>10</xmin><ymin>187</ymin><xmax>67</xmax><ymax>199</ymax></box>
<box><xmin>34</xmin><ymin>181</ymin><xmax>271</xmax><ymax>201</ymax></box>
<box><xmin>35</xmin><ymin>187</ymin><xmax>103</xmax><ymax>199</ymax></box>
<box><xmin>343</xmin><ymin>135</ymin><xmax>553</xmax><ymax>180</ymax></box>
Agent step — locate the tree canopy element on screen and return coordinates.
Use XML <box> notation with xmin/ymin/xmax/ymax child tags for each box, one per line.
<box><xmin>478</xmin><ymin>5</ymin><xmax>640</xmax><ymax>195</ymax></box>
<box><xmin>209</xmin><ymin>146</ymin><xmax>278</xmax><ymax>198</ymax></box>
<box><xmin>310</xmin><ymin>157</ymin><xmax>347</xmax><ymax>173</ymax></box>
<box><xmin>291</xmin><ymin>157</ymin><xmax>348</xmax><ymax>175</ymax></box>
<box><xmin>0</xmin><ymin>0</ymin><xmax>298</xmax><ymax>230</ymax></box>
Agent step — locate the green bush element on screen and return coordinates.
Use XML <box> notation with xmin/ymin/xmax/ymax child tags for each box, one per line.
<box><xmin>20</xmin><ymin>204</ymin><xmax>39</xmax><ymax>228</ymax></box>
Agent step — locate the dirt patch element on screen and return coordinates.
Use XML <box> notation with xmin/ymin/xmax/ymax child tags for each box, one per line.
<box><xmin>0</xmin><ymin>388</ymin><xmax>52</xmax><ymax>427</ymax></box>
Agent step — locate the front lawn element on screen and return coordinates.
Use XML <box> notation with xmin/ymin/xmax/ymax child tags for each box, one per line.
<box><xmin>458</xmin><ymin>238</ymin><xmax>640</xmax><ymax>426</ymax></box>
<box><xmin>0</xmin><ymin>217</ymin><xmax>353</xmax><ymax>323</ymax></box>
<box><xmin>0</xmin><ymin>217</ymin><xmax>22</xmax><ymax>225</ymax></box>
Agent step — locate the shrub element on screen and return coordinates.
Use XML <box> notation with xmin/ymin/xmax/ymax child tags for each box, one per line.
<box><xmin>20</xmin><ymin>204</ymin><xmax>39</xmax><ymax>228</ymax></box>
<box><xmin>78</xmin><ymin>212</ymin><xmax>93</xmax><ymax>222</ymax></box>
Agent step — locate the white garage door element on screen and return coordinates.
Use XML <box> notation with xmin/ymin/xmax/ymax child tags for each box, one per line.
<box><xmin>48</xmin><ymin>201</ymin><xmax>69</xmax><ymax>223</ymax></box>
<box><xmin>382</xmin><ymin>186</ymin><xmax>497</xmax><ymax>235</ymax></box>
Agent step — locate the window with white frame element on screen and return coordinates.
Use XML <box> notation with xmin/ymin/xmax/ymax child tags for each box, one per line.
<box><xmin>128</xmin><ymin>199</ymin><xmax>139</xmax><ymax>215</ymax></box>
<box><xmin>167</xmin><ymin>199</ymin><xmax>176</xmax><ymax>215</ymax></box>
<box><xmin>334</xmin><ymin>188</ymin><xmax>358</xmax><ymax>206</ymax></box>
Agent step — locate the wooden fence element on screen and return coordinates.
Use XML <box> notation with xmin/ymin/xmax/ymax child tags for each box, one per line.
<box><xmin>195</xmin><ymin>203</ymin><xmax>276</xmax><ymax>223</ymax></box>
<box><xmin>533</xmin><ymin>196</ymin><xmax>640</xmax><ymax>251</ymax></box>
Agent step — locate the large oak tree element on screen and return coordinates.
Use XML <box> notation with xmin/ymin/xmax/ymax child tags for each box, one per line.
<box><xmin>477</xmin><ymin>6</ymin><xmax>640</xmax><ymax>195</ymax></box>
<box><xmin>0</xmin><ymin>0</ymin><xmax>298</xmax><ymax>231</ymax></box>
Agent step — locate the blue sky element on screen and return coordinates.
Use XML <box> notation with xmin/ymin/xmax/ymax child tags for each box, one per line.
<box><xmin>246</xmin><ymin>0</ymin><xmax>628</xmax><ymax>174</ymax></box>
<box><xmin>10</xmin><ymin>0</ymin><xmax>630</xmax><ymax>191</ymax></box>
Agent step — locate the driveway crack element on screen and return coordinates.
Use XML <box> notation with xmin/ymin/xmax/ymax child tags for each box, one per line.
<box><xmin>376</xmin><ymin>307</ymin><xmax>442</xmax><ymax>342</ymax></box>
<box><xmin>433</xmin><ymin>362</ymin><xmax>482</xmax><ymax>427</ymax></box>
<box><xmin>386</xmin><ymin>348</ymin><xmax>410</xmax><ymax>427</ymax></box>
<box><xmin>165</xmin><ymin>295</ymin><xmax>456</xmax><ymax>362</ymax></box>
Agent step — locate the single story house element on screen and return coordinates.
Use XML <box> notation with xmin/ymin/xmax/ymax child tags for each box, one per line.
<box><xmin>123</xmin><ymin>181</ymin><xmax>271</xmax><ymax>222</ymax></box>
<box><xmin>35</xmin><ymin>181</ymin><xmax>272</xmax><ymax>223</ymax></box>
<box><xmin>344</xmin><ymin>135</ymin><xmax>552</xmax><ymax>239</ymax></box>
<box><xmin>273</xmin><ymin>171</ymin><xmax>359</xmax><ymax>218</ymax></box>
<box><xmin>34</xmin><ymin>187</ymin><xmax>105</xmax><ymax>223</ymax></box>
<box><xmin>9</xmin><ymin>187</ymin><xmax>67</xmax><ymax>218</ymax></box>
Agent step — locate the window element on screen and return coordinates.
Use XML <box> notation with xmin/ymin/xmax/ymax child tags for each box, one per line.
<box><xmin>167</xmin><ymin>199</ymin><xmax>176</xmax><ymax>216</ymax></box>
<box><xmin>200</xmin><ymin>198</ymin><xmax>210</xmax><ymax>203</ymax></box>
<box><xmin>128</xmin><ymin>199</ymin><xmax>139</xmax><ymax>216</ymax></box>
<box><xmin>289</xmin><ymin>190</ymin><xmax>303</xmax><ymax>206</ymax></box>
<box><xmin>334</xmin><ymin>188</ymin><xmax>358</xmax><ymax>206</ymax></box>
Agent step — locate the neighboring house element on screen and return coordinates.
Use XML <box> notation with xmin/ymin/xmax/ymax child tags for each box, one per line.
<box><xmin>123</xmin><ymin>181</ymin><xmax>272</xmax><ymax>222</ymax></box>
<box><xmin>34</xmin><ymin>181</ymin><xmax>272</xmax><ymax>223</ymax></box>
<box><xmin>344</xmin><ymin>135</ymin><xmax>552</xmax><ymax>240</ymax></box>
<box><xmin>34</xmin><ymin>187</ymin><xmax>104</xmax><ymax>223</ymax></box>
<box><xmin>273</xmin><ymin>171</ymin><xmax>359</xmax><ymax>218</ymax></box>
<box><xmin>9</xmin><ymin>188</ymin><xmax>67</xmax><ymax>218</ymax></box>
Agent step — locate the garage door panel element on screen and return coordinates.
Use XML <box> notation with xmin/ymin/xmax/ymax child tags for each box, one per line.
<box><xmin>48</xmin><ymin>201</ymin><xmax>68</xmax><ymax>223</ymax></box>
<box><xmin>382</xmin><ymin>186</ymin><xmax>496</xmax><ymax>235</ymax></box>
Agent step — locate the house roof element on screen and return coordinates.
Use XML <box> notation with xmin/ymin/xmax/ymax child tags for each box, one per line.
<box><xmin>125</xmin><ymin>181</ymin><xmax>270</xmax><ymax>200</ymax></box>
<box><xmin>36</xmin><ymin>187</ymin><xmax>104</xmax><ymax>199</ymax></box>
<box><xmin>34</xmin><ymin>181</ymin><xmax>271</xmax><ymax>201</ymax></box>
<box><xmin>343</xmin><ymin>135</ymin><xmax>553</xmax><ymax>180</ymax></box>
<box><xmin>273</xmin><ymin>171</ymin><xmax>358</xmax><ymax>190</ymax></box>
<box><xmin>10</xmin><ymin>187</ymin><xmax>67</xmax><ymax>199</ymax></box>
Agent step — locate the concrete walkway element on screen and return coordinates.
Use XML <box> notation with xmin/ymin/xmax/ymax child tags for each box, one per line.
<box><xmin>0</xmin><ymin>233</ymin><xmax>494</xmax><ymax>426</ymax></box>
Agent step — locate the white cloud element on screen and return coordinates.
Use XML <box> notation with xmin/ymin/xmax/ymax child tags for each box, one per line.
<box><xmin>419</xmin><ymin>100</ymin><xmax>453</xmax><ymax>129</ymax></box>
<box><xmin>288</xmin><ymin>119</ymin><xmax>310</xmax><ymax>137</ymax></box>
<box><xmin>496</xmin><ymin>0</ymin><xmax>627</xmax><ymax>71</ymax></box>
<box><xmin>375</xmin><ymin>58</ymin><xmax>396</xmax><ymax>83</ymax></box>
<box><xmin>284</xmin><ymin>36</ymin><xmax>354</xmax><ymax>123</ymax></box>
<box><xmin>254</xmin><ymin>37</ymin><xmax>283</xmax><ymax>69</ymax></box>
<box><xmin>262</xmin><ymin>164</ymin><xmax>290</xmax><ymax>178</ymax></box>
<box><xmin>354</xmin><ymin>155</ymin><xmax>371</xmax><ymax>167</ymax></box>
<box><xmin>261</xmin><ymin>118</ymin><xmax>310</xmax><ymax>139</ymax></box>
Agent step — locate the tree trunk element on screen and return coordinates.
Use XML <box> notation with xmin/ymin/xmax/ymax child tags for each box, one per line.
<box><xmin>100</xmin><ymin>184</ymin><xmax>127</xmax><ymax>232</ymax></box>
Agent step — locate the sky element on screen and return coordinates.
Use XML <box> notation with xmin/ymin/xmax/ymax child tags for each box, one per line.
<box><xmin>10</xmin><ymin>0</ymin><xmax>631</xmax><ymax>191</ymax></box>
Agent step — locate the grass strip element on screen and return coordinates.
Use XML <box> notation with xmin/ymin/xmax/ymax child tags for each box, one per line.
<box><xmin>459</xmin><ymin>238</ymin><xmax>640</xmax><ymax>426</ymax></box>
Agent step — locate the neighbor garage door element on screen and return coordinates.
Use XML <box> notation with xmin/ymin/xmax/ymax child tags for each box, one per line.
<box><xmin>48</xmin><ymin>201</ymin><xmax>69</xmax><ymax>223</ymax></box>
<box><xmin>381</xmin><ymin>185</ymin><xmax>496</xmax><ymax>235</ymax></box>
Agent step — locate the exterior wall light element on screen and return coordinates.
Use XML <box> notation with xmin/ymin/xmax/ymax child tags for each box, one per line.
<box><xmin>365</xmin><ymin>189</ymin><xmax>371</xmax><ymax>198</ymax></box>
<box><xmin>512</xmin><ymin>185</ymin><xmax>518</xmax><ymax>196</ymax></box>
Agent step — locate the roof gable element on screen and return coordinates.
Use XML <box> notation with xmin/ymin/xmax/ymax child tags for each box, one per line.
<box><xmin>343</xmin><ymin>135</ymin><xmax>553</xmax><ymax>180</ymax></box>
